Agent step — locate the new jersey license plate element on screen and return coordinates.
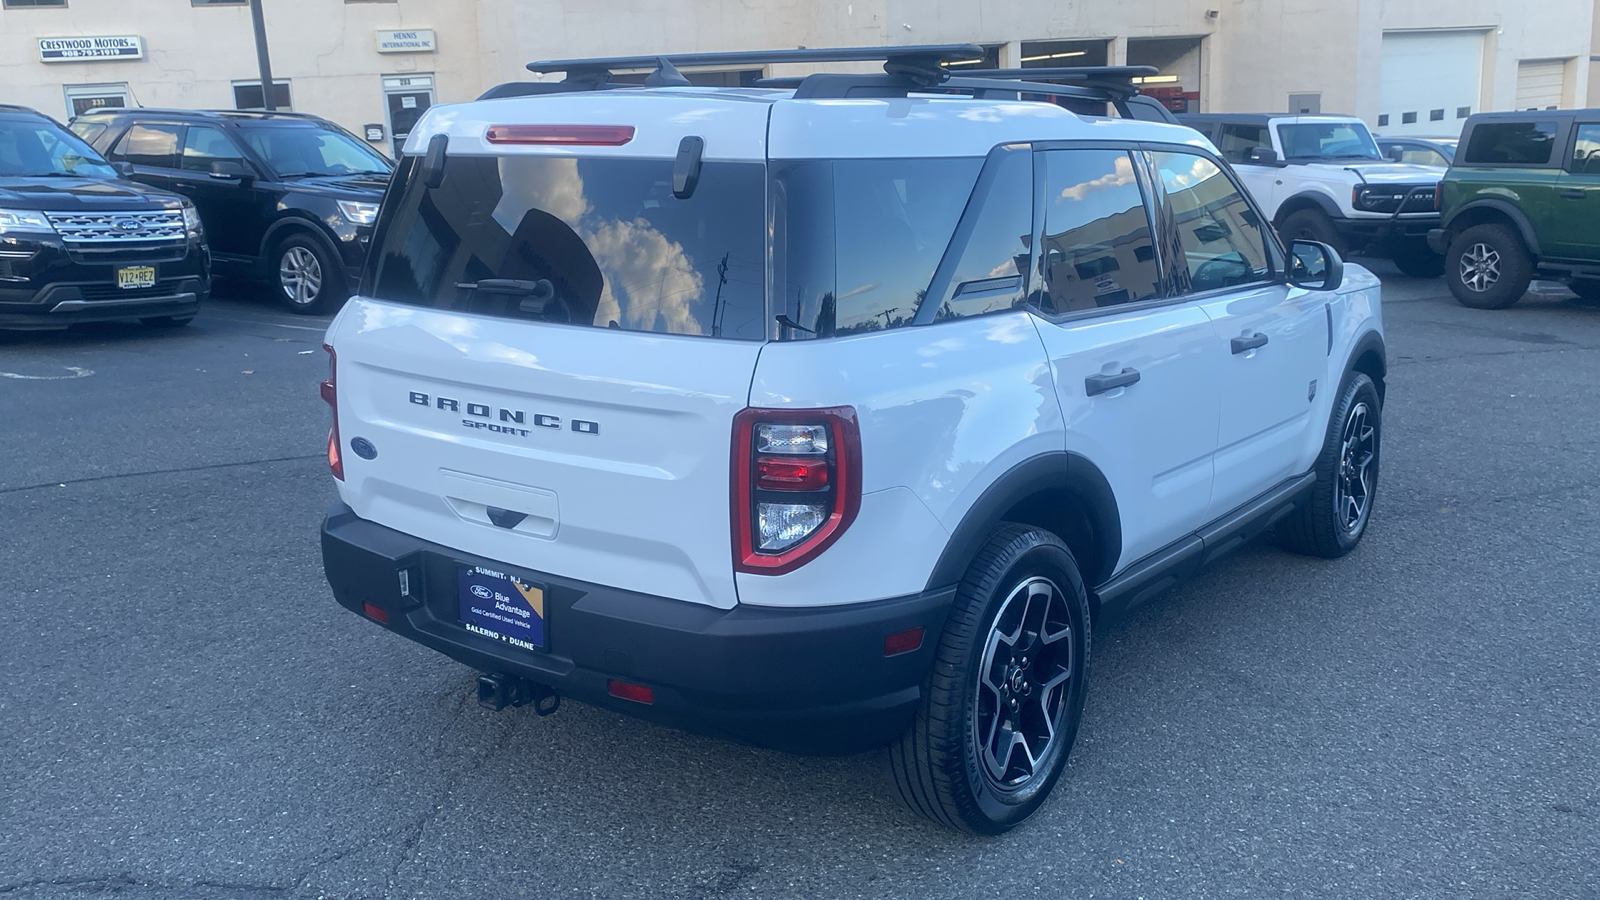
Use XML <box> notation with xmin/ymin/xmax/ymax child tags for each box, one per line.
<box><xmin>457</xmin><ymin>565</ymin><xmax>546</xmax><ymax>651</ymax></box>
<box><xmin>117</xmin><ymin>266</ymin><xmax>156</xmax><ymax>289</ymax></box>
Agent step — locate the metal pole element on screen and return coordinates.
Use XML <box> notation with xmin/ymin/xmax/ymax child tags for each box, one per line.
<box><xmin>248</xmin><ymin>0</ymin><xmax>277</xmax><ymax>111</ymax></box>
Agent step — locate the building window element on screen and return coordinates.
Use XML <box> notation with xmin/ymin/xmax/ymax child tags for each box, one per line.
<box><xmin>1430</xmin><ymin>109</ymin><xmax>1445</xmax><ymax>121</ymax></box>
<box><xmin>63</xmin><ymin>83</ymin><xmax>129</xmax><ymax>117</ymax></box>
<box><xmin>192</xmin><ymin>0</ymin><xmax>245</xmax><ymax>5</ymax></box>
<box><xmin>232</xmin><ymin>81</ymin><xmax>292</xmax><ymax>111</ymax></box>
<box><xmin>3</xmin><ymin>0</ymin><xmax>68</xmax><ymax>7</ymax></box>
<box><xmin>1402</xmin><ymin>111</ymin><xmax>1418</xmax><ymax>124</ymax></box>
<box><xmin>1378</xmin><ymin>115</ymin><xmax>1389</xmax><ymax>127</ymax></box>
<box><xmin>1457</xmin><ymin>106</ymin><xmax>1472</xmax><ymax>118</ymax></box>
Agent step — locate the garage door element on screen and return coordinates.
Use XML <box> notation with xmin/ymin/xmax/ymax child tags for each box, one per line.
<box><xmin>1516</xmin><ymin>59</ymin><xmax>1568</xmax><ymax>110</ymax></box>
<box><xmin>1379</xmin><ymin>30</ymin><xmax>1485</xmax><ymax>137</ymax></box>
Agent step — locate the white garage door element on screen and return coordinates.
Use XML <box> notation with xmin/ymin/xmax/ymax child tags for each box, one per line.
<box><xmin>1516</xmin><ymin>59</ymin><xmax>1568</xmax><ymax>110</ymax></box>
<box><xmin>1379</xmin><ymin>30</ymin><xmax>1485</xmax><ymax>137</ymax></box>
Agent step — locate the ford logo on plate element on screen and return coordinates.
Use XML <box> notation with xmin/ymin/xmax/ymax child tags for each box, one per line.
<box><xmin>349</xmin><ymin>437</ymin><xmax>377</xmax><ymax>460</ymax></box>
<box><xmin>114</xmin><ymin>219</ymin><xmax>140</xmax><ymax>232</ymax></box>
<box><xmin>470</xmin><ymin>585</ymin><xmax>494</xmax><ymax>600</ymax></box>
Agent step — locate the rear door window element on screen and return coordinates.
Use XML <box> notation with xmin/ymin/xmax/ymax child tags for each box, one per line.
<box><xmin>368</xmin><ymin>154</ymin><xmax>768</xmax><ymax>340</ymax></box>
<box><xmin>1037</xmin><ymin>149</ymin><xmax>1160</xmax><ymax>313</ymax></box>
<box><xmin>922</xmin><ymin>145</ymin><xmax>1034</xmax><ymax>322</ymax></box>
<box><xmin>114</xmin><ymin>123</ymin><xmax>183</xmax><ymax>169</ymax></box>
<box><xmin>181</xmin><ymin>125</ymin><xmax>247</xmax><ymax>173</ymax></box>
<box><xmin>1463</xmin><ymin>121</ymin><xmax>1560</xmax><ymax>165</ymax></box>
<box><xmin>1569</xmin><ymin>124</ymin><xmax>1600</xmax><ymax>174</ymax></box>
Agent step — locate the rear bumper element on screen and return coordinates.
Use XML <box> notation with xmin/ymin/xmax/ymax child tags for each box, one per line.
<box><xmin>321</xmin><ymin>503</ymin><xmax>953</xmax><ymax>755</ymax></box>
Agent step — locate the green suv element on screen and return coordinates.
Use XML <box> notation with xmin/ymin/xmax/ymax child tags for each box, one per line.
<box><xmin>1429</xmin><ymin>110</ymin><xmax>1600</xmax><ymax>309</ymax></box>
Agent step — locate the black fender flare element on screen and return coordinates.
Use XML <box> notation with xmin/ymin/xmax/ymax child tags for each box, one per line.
<box><xmin>1442</xmin><ymin>198</ymin><xmax>1543</xmax><ymax>256</ymax></box>
<box><xmin>1343</xmin><ymin>329</ymin><xmax>1388</xmax><ymax>402</ymax></box>
<box><xmin>923</xmin><ymin>452</ymin><xmax>1122</xmax><ymax>593</ymax></box>
<box><xmin>1274</xmin><ymin>191</ymin><xmax>1345</xmax><ymax>224</ymax></box>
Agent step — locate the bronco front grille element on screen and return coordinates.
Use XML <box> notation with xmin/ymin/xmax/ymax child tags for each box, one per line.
<box><xmin>45</xmin><ymin>210</ymin><xmax>186</xmax><ymax>243</ymax></box>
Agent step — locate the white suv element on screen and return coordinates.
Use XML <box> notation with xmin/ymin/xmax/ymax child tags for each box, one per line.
<box><xmin>1180</xmin><ymin>113</ymin><xmax>1446</xmax><ymax>277</ymax></box>
<box><xmin>319</xmin><ymin>47</ymin><xmax>1387</xmax><ymax>835</ymax></box>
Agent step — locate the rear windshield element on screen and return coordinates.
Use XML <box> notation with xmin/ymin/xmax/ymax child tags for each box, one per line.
<box><xmin>772</xmin><ymin>157</ymin><xmax>982</xmax><ymax>338</ymax></box>
<box><xmin>366</xmin><ymin>154</ymin><xmax>767</xmax><ymax>340</ymax></box>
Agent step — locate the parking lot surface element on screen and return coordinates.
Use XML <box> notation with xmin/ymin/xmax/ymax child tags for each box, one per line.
<box><xmin>2</xmin><ymin>271</ymin><xmax>1597</xmax><ymax>899</ymax></box>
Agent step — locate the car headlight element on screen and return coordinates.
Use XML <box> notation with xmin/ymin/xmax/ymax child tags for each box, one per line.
<box><xmin>0</xmin><ymin>209</ymin><xmax>55</xmax><ymax>234</ymax></box>
<box><xmin>337</xmin><ymin>200</ymin><xmax>380</xmax><ymax>226</ymax></box>
<box><xmin>181</xmin><ymin>201</ymin><xmax>202</xmax><ymax>232</ymax></box>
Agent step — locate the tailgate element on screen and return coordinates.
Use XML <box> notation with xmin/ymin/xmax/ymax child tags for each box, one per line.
<box><xmin>329</xmin><ymin>299</ymin><xmax>761</xmax><ymax>609</ymax></box>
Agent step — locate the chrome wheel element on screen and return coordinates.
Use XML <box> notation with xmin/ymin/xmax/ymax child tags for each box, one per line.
<box><xmin>972</xmin><ymin>576</ymin><xmax>1075</xmax><ymax>791</ymax></box>
<box><xmin>1459</xmin><ymin>242</ymin><xmax>1500</xmax><ymax>293</ymax></box>
<box><xmin>279</xmin><ymin>246</ymin><xmax>324</xmax><ymax>307</ymax></box>
<box><xmin>1336</xmin><ymin>401</ymin><xmax>1376</xmax><ymax>534</ymax></box>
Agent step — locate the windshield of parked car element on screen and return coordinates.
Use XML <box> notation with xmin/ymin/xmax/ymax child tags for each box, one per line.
<box><xmin>0</xmin><ymin>115</ymin><xmax>119</xmax><ymax>179</ymax></box>
<box><xmin>1277</xmin><ymin>121</ymin><xmax>1382</xmax><ymax>161</ymax></box>
<box><xmin>237</xmin><ymin>123</ymin><xmax>392</xmax><ymax>178</ymax></box>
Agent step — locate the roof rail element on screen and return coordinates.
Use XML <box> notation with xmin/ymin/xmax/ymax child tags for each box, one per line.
<box><xmin>526</xmin><ymin>44</ymin><xmax>985</xmax><ymax>86</ymax></box>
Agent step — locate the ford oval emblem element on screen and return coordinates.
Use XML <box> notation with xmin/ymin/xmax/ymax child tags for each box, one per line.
<box><xmin>114</xmin><ymin>218</ymin><xmax>140</xmax><ymax>232</ymax></box>
<box><xmin>350</xmin><ymin>436</ymin><xmax>377</xmax><ymax>460</ymax></box>
<box><xmin>470</xmin><ymin>585</ymin><xmax>494</xmax><ymax>600</ymax></box>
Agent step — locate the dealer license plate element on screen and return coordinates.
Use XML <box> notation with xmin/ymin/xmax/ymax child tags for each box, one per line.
<box><xmin>117</xmin><ymin>266</ymin><xmax>157</xmax><ymax>289</ymax></box>
<box><xmin>457</xmin><ymin>565</ymin><xmax>546</xmax><ymax>651</ymax></box>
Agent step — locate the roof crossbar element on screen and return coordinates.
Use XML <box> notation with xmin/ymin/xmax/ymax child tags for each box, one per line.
<box><xmin>526</xmin><ymin>44</ymin><xmax>986</xmax><ymax>86</ymax></box>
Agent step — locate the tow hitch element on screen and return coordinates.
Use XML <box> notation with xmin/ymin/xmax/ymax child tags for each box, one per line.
<box><xmin>476</xmin><ymin>672</ymin><xmax>560</xmax><ymax>716</ymax></box>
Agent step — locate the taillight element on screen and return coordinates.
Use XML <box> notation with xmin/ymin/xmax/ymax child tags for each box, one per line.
<box><xmin>732</xmin><ymin>408</ymin><xmax>861</xmax><ymax>575</ymax></box>
<box><xmin>485</xmin><ymin>124</ymin><xmax>636</xmax><ymax>146</ymax></box>
<box><xmin>321</xmin><ymin>343</ymin><xmax>343</xmax><ymax>481</ymax></box>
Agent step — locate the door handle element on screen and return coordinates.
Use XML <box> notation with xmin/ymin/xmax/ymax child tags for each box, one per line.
<box><xmin>1231</xmin><ymin>332</ymin><xmax>1270</xmax><ymax>354</ymax></box>
<box><xmin>1085</xmin><ymin>367</ymin><xmax>1140</xmax><ymax>396</ymax></box>
<box><xmin>1559</xmin><ymin>188</ymin><xmax>1587</xmax><ymax>199</ymax></box>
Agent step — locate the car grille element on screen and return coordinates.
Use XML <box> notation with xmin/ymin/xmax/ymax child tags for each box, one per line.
<box><xmin>45</xmin><ymin>210</ymin><xmax>187</xmax><ymax>243</ymax></box>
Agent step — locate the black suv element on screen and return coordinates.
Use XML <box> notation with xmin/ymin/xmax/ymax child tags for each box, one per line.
<box><xmin>71</xmin><ymin>109</ymin><xmax>393</xmax><ymax>314</ymax></box>
<box><xmin>0</xmin><ymin>104</ymin><xmax>208</xmax><ymax>330</ymax></box>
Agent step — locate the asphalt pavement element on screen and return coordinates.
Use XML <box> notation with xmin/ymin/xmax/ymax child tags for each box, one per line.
<box><xmin>2</xmin><ymin>271</ymin><xmax>1597</xmax><ymax>899</ymax></box>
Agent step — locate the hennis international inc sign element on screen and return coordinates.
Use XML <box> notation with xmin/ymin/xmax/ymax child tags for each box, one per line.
<box><xmin>39</xmin><ymin>36</ymin><xmax>145</xmax><ymax>62</ymax></box>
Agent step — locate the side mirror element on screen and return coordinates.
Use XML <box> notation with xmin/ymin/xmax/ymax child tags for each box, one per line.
<box><xmin>1385</xmin><ymin>145</ymin><xmax>1405</xmax><ymax>162</ymax></box>
<box><xmin>1289</xmin><ymin>240</ymin><xmax>1344</xmax><ymax>292</ymax></box>
<box><xmin>113</xmin><ymin>161</ymin><xmax>135</xmax><ymax>178</ymax></box>
<box><xmin>1245</xmin><ymin>146</ymin><xmax>1280</xmax><ymax>165</ymax></box>
<box><xmin>209</xmin><ymin>159</ymin><xmax>252</xmax><ymax>183</ymax></box>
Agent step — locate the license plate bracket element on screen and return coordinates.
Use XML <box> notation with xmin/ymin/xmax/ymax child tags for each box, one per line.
<box><xmin>117</xmin><ymin>266</ymin><xmax>157</xmax><ymax>290</ymax></box>
<box><xmin>457</xmin><ymin>565</ymin><xmax>546</xmax><ymax>651</ymax></box>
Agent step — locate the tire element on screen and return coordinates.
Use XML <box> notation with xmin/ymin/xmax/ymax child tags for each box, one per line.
<box><xmin>1391</xmin><ymin>246</ymin><xmax>1445</xmax><ymax>279</ymax></box>
<box><xmin>889</xmin><ymin>524</ymin><xmax>1091</xmax><ymax>834</ymax></box>
<box><xmin>1277</xmin><ymin>372</ymin><xmax>1382</xmax><ymax>559</ymax></box>
<box><xmin>1277</xmin><ymin>209</ymin><xmax>1347</xmax><ymax>259</ymax></box>
<box><xmin>1444</xmin><ymin>223</ymin><xmax>1533</xmax><ymax>310</ymax></box>
<box><xmin>139</xmin><ymin>316</ymin><xmax>194</xmax><ymax>327</ymax></box>
<box><xmin>274</xmin><ymin>233</ymin><xmax>347</xmax><ymax>315</ymax></box>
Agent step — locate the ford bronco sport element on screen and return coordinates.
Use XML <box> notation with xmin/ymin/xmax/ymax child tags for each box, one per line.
<box><xmin>1429</xmin><ymin>109</ymin><xmax>1600</xmax><ymax>309</ymax></box>
<box><xmin>1180</xmin><ymin>113</ymin><xmax>1445</xmax><ymax>277</ymax></box>
<box><xmin>319</xmin><ymin>46</ymin><xmax>1387</xmax><ymax>834</ymax></box>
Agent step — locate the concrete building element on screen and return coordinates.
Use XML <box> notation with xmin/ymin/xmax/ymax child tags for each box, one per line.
<box><xmin>1</xmin><ymin>0</ymin><xmax>1594</xmax><ymax>154</ymax></box>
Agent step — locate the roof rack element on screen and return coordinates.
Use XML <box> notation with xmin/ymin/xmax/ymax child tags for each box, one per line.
<box><xmin>496</xmin><ymin>45</ymin><xmax>1175</xmax><ymax>122</ymax></box>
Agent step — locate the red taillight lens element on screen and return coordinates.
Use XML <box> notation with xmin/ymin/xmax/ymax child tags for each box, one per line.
<box><xmin>607</xmin><ymin>679</ymin><xmax>655</xmax><ymax>704</ymax></box>
<box><xmin>485</xmin><ymin>124</ymin><xmax>636</xmax><ymax>146</ymax></box>
<box><xmin>322</xmin><ymin>343</ymin><xmax>343</xmax><ymax>481</ymax></box>
<box><xmin>755</xmin><ymin>456</ymin><xmax>830</xmax><ymax>491</ymax></box>
<box><xmin>732</xmin><ymin>407</ymin><xmax>861</xmax><ymax>576</ymax></box>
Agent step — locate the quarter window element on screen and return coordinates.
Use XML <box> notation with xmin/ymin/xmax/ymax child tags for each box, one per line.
<box><xmin>1150</xmin><ymin>152</ymin><xmax>1272</xmax><ymax>293</ymax></box>
<box><xmin>1037</xmin><ymin>149</ymin><xmax>1160</xmax><ymax>313</ymax></box>
<box><xmin>113</xmin><ymin>123</ymin><xmax>183</xmax><ymax>169</ymax></box>
<box><xmin>1463</xmin><ymin>121</ymin><xmax>1559</xmax><ymax>165</ymax></box>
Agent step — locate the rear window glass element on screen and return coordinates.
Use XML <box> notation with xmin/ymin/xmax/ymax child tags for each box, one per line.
<box><xmin>367</xmin><ymin>154</ymin><xmax>767</xmax><ymax>340</ymax></box>
<box><xmin>1463</xmin><ymin>121</ymin><xmax>1560</xmax><ymax>165</ymax></box>
<box><xmin>772</xmin><ymin>157</ymin><xmax>981</xmax><ymax>338</ymax></box>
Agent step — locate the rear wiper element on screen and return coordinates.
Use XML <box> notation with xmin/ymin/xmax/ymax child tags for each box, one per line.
<box><xmin>457</xmin><ymin>278</ymin><xmax>557</xmax><ymax>313</ymax></box>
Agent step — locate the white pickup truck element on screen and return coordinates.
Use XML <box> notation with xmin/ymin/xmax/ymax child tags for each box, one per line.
<box><xmin>1180</xmin><ymin>113</ymin><xmax>1446</xmax><ymax>277</ymax></box>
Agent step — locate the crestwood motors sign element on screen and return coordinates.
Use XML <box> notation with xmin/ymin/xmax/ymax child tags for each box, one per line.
<box><xmin>38</xmin><ymin>36</ymin><xmax>144</xmax><ymax>62</ymax></box>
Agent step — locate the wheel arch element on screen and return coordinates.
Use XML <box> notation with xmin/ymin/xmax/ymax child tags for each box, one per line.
<box><xmin>1443</xmin><ymin>200</ymin><xmax>1542</xmax><ymax>257</ymax></box>
<box><xmin>924</xmin><ymin>452</ymin><xmax>1122</xmax><ymax>605</ymax></box>
<box><xmin>1273</xmin><ymin>191</ymin><xmax>1343</xmax><ymax>226</ymax></box>
<box><xmin>259</xmin><ymin>214</ymin><xmax>344</xmax><ymax>274</ymax></box>
<box><xmin>1346</xmin><ymin>329</ymin><xmax>1387</xmax><ymax>405</ymax></box>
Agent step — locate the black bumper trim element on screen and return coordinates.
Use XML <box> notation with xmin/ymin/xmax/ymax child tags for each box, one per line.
<box><xmin>321</xmin><ymin>502</ymin><xmax>954</xmax><ymax>755</ymax></box>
